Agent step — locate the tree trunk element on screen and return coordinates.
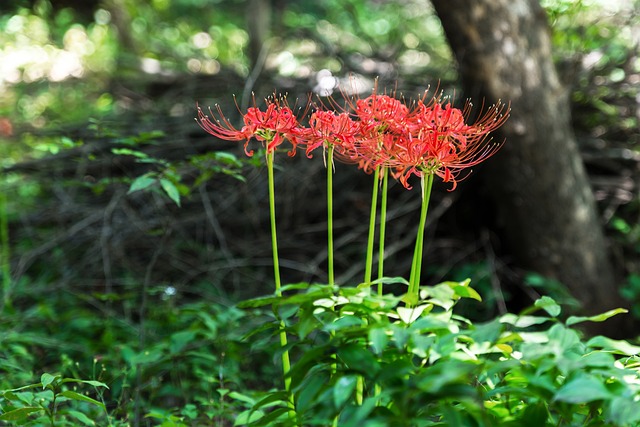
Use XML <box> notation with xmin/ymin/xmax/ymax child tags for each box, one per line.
<box><xmin>431</xmin><ymin>0</ymin><xmax>632</xmax><ymax>336</ymax></box>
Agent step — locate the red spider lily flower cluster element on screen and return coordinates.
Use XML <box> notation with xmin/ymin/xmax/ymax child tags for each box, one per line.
<box><xmin>197</xmin><ymin>94</ymin><xmax>305</xmax><ymax>157</ymax></box>
<box><xmin>196</xmin><ymin>87</ymin><xmax>509</xmax><ymax>190</ymax></box>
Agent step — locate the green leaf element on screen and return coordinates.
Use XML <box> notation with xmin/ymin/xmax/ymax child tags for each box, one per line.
<box><xmin>59</xmin><ymin>390</ymin><xmax>106</xmax><ymax>410</ymax></box>
<box><xmin>337</xmin><ymin>343</ymin><xmax>380</xmax><ymax>375</ymax></box>
<box><xmin>452</xmin><ymin>285</ymin><xmax>482</xmax><ymax>301</ymax></box>
<box><xmin>41</xmin><ymin>373</ymin><xmax>59</xmax><ymax>390</ymax></box>
<box><xmin>587</xmin><ymin>335</ymin><xmax>640</xmax><ymax>355</ymax></box>
<box><xmin>0</xmin><ymin>407</ymin><xmax>43</xmax><ymax>421</ymax></box>
<box><xmin>397</xmin><ymin>304</ymin><xmax>429</xmax><ymax>324</ymax></box>
<box><xmin>160</xmin><ymin>178</ymin><xmax>181</xmax><ymax>207</ymax></box>
<box><xmin>369</xmin><ymin>327</ymin><xmax>389</xmax><ymax>355</ymax></box>
<box><xmin>128</xmin><ymin>175</ymin><xmax>156</xmax><ymax>194</ymax></box>
<box><xmin>297</xmin><ymin>371</ymin><xmax>327</xmax><ymax>412</ymax></box>
<box><xmin>370</xmin><ymin>276</ymin><xmax>410</xmax><ymax>287</ymax></box>
<box><xmin>500</xmin><ymin>313</ymin><xmax>551</xmax><ymax>328</ymax></box>
<box><xmin>566</xmin><ymin>308</ymin><xmax>628</xmax><ymax>326</ymax></box>
<box><xmin>67</xmin><ymin>409</ymin><xmax>96</xmax><ymax>426</ymax></box>
<box><xmin>111</xmin><ymin>147</ymin><xmax>149</xmax><ymax>159</ymax></box>
<box><xmin>607</xmin><ymin>396</ymin><xmax>640</xmax><ymax>425</ymax></box>
<box><xmin>534</xmin><ymin>296</ymin><xmax>562</xmax><ymax>317</ymax></box>
<box><xmin>61</xmin><ymin>378</ymin><xmax>109</xmax><ymax>389</ymax></box>
<box><xmin>234</xmin><ymin>409</ymin><xmax>265</xmax><ymax>425</ymax></box>
<box><xmin>333</xmin><ymin>375</ymin><xmax>358</xmax><ymax>408</ymax></box>
<box><xmin>554</xmin><ymin>375</ymin><xmax>612</xmax><ymax>403</ymax></box>
<box><xmin>228</xmin><ymin>391</ymin><xmax>256</xmax><ymax>406</ymax></box>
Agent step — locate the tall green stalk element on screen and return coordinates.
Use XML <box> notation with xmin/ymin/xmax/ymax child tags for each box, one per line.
<box><xmin>0</xmin><ymin>187</ymin><xmax>11</xmax><ymax>311</ymax></box>
<box><xmin>377</xmin><ymin>168</ymin><xmax>389</xmax><ymax>296</ymax></box>
<box><xmin>266</xmin><ymin>152</ymin><xmax>296</xmax><ymax>422</ymax></box>
<box><xmin>408</xmin><ymin>173</ymin><xmax>434</xmax><ymax>307</ymax></box>
<box><xmin>363</xmin><ymin>167</ymin><xmax>380</xmax><ymax>285</ymax></box>
<box><xmin>326</xmin><ymin>145</ymin><xmax>335</xmax><ymax>286</ymax></box>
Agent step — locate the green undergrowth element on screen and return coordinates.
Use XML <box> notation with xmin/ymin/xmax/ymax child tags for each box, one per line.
<box><xmin>2</xmin><ymin>279</ymin><xmax>639</xmax><ymax>426</ymax></box>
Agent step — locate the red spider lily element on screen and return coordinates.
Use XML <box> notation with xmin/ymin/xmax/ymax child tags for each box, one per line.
<box><xmin>386</xmin><ymin>99</ymin><xmax>510</xmax><ymax>189</ymax></box>
<box><xmin>196</xmin><ymin>95</ymin><xmax>304</xmax><ymax>157</ymax></box>
<box><xmin>355</xmin><ymin>93</ymin><xmax>410</xmax><ymax>135</ymax></box>
<box><xmin>301</xmin><ymin>110</ymin><xmax>360</xmax><ymax>160</ymax></box>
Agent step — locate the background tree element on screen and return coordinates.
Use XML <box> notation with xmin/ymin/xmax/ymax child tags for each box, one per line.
<box><xmin>431</xmin><ymin>0</ymin><xmax>633</xmax><ymax>336</ymax></box>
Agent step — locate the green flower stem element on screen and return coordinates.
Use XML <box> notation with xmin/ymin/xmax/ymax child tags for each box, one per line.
<box><xmin>363</xmin><ymin>167</ymin><xmax>380</xmax><ymax>285</ymax></box>
<box><xmin>327</xmin><ymin>146</ymin><xmax>339</xmax><ymax>427</ymax></box>
<box><xmin>357</xmin><ymin>166</ymin><xmax>382</xmax><ymax>406</ymax></box>
<box><xmin>377</xmin><ymin>167</ymin><xmax>389</xmax><ymax>296</ymax></box>
<box><xmin>408</xmin><ymin>173</ymin><xmax>434</xmax><ymax>307</ymax></box>
<box><xmin>0</xmin><ymin>188</ymin><xmax>11</xmax><ymax>311</ymax></box>
<box><xmin>327</xmin><ymin>145</ymin><xmax>335</xmax><ymax>286</ymax></box>
<box><xmin>266</xmin><ymin>152</ymin><xmax>296</xmax><ymax>422</ymax></box>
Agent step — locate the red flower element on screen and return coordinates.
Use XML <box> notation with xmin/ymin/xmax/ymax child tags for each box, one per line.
<box><xmin>386</xmin><ymin>98</ymin><xmax>510</xmax><ymax>189</ymax></box>
<box><xmin>196</xmin><ymin>95</ymin><xmax>303</xmax><ymax>157</ymax></box>
<box><xmin>301</xmin><ymin>110</ymin><xmax>360</xmax><ymax>159</ymax></box>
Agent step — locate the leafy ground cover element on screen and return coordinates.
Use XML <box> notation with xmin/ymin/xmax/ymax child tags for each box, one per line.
<box><xmin>1</xmin><ymin>0</ymin><xmax>640</xmax><ymax>425</ymax></box>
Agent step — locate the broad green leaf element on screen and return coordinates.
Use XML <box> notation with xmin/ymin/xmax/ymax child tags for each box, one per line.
<box><xmin>500</xmin><ymin>313</ymin><xmax>551</xmax><ymax>328</ymax></box>
<box><xmin>369</xmin><ymin>327</ymin><xmax>389</xmax><ymax>355</ymax></box>
<box><xmin>160</xmin><ymin>178</ymin><xmax>181</xmax><ymax>207</ymax></box>
<box><xmin>0</xmin><ymin>407</ymin><xmax>43</xmax><ymax>421</ymax></box>
<box><xmin>554</xmin><ymin>375</ymin><xmax>612</xmax><ymax>403</ymax></box>
<box><xmin>397</xmin><ymin>304</ymin><xmax>429</xmax><ymax>324</ymax></box>
<box><xmin>566</xmin><ymin>308</ymin><xmax>628</xmax><ymax>325</ymax></box>
<box><xmin>127</xmin><ymin>175</ymin><xmax>156</xmax><ymax>194</ymax></box>
<box><xmin>453</xmin><ymin>285</ymin><xmax>482</xmax><ymax>301</ymax></box>
<box><xmin>245</xmin><ymin>407</ymin><xmax>289</xmax><ymax>426</ymax></box>
<box><xmin>534</xmin><ymin>296</ymin><xmax>561</xmax><ymax>317</ymax></box>
<box><xmin>251</xmin><ymin>391</ymin><xmax>289</xmax><ymax>411</ymax></box>
<box><xmin>228</xmin><ymin>391</ymin><xmax>256</xmax><ymax>406</ymax></box>
<box><xmin>333</xmin><ymin>375</ymin><xmax>358</xmax><ymax>408</ymax></box>
<box><xmin>297</xmin><ymin>372</ymin><xmax>326</xmax><ymax>412</ymax></box>
<box><xmin>607</xmin><ymin>396</ymin><xmax>640</xmax><ymax>425</ymax></box>
<box><xmin>587</xmin><ymin>335</ymin><xmax>640</xmax><ymax>355</ymax></box>
<box><xmin>234</xmin><ymin>409</ymin><xmax>265</xmax><ymax>425</ymax></box>
<box><xmin>59</xmin><ymin>390</ymin><xmax>106</xmax><ymax>410</ymax></box>
<box><xmin>41</xmin><ymin>373</ymin><xmax>59</xmax><ymax>390</ymax></box>
<box><xmin>214</xmin><ymin>151</ymin><xmax>242</xmax><ymax>166</ymax></box>
<box><xmin>67</xmin><ymin>409</ymin><xmax>96</xmax><ymax>426</ymax></box>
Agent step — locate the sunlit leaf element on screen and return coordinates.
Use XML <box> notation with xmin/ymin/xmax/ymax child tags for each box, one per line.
<box><xmin>534</xmin><ymin>296</ymin><xmax>561</xmax><ymax>317</ymax></box>
<box><xmin>160</xmin><ymin>178</ymin><xmax>181</xmax><ymax>206</ymax></box>
<box><xmin>127</xmin><ymin>175</ymin><xmax>156</xmax><ymax>194</ymax></box>
<box><xmin>566</xmin><ymin>308</ymin><xmax>628</xmax><ymax>326</ymax></box>
<box><xmin>397</xmin><ymin>304</ymin><xmax>429</xmax><ymax>324</ymax></box>
<box><xmin>40</xmin><ymin>373</ymin><xmax>58</xmax><ymax>390</ymax></box>
<box><xmin>234</xmin><ymin>409</ymin><xmax>265</xmax><ymax>425</ymax></box>
<box><xmin>587</xmin><ymin>336</ymin><xmax>640</xmax><ymax>355</ymax></box>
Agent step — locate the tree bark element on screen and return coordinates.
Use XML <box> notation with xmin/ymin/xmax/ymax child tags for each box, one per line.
<box><xmin>431</xmin><ymin>0</ymin><xmax>632</xmax><ymax>336</ymax></box>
